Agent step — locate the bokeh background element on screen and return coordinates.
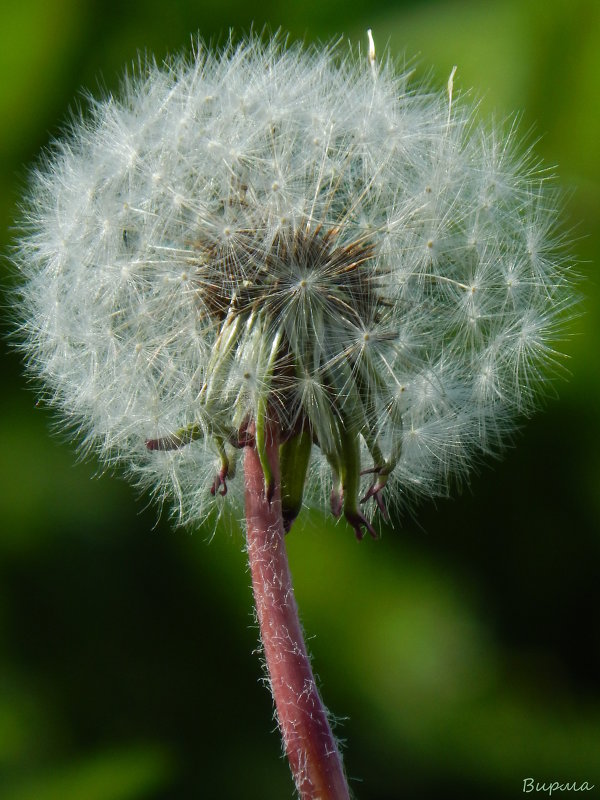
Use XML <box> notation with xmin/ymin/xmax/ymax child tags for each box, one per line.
<box><xmin>1</xmin><ymin>0</ymin><xmax>599</xmax><ymax>798</ymax></box>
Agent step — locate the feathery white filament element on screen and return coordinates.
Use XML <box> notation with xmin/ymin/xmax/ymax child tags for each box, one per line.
<box><xmin>14</xmin><ymin>33</ymin><xmax>574</xmax><ymax>530</ymax></box>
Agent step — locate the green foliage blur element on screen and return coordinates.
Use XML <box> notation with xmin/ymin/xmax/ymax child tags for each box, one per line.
<box><xmin>1</xmin><ymin>0</ymin><xmax>599</xmax><ymax>798</ymax></box>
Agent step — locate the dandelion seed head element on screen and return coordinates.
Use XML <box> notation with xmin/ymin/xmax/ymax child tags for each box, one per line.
<box><xmin>13</xmin><ymin>32</ymin><xmax>575</xmax><ymax>533</ymax></box>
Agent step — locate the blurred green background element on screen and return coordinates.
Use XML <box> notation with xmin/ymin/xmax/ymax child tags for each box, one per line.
<box><xmin>1</xmin><ymin>0</ymin><xmax>599</xmax><ymax>798</ymax></box>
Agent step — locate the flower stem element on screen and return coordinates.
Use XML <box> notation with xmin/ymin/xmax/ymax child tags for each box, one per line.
<box><xmin>244</xmin><ymin>424</ymin><xmax>351</xmax><ymax>800</ymax></box>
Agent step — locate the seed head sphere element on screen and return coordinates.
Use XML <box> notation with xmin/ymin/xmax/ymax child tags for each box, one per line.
<box><xmin>15</xmin><ymin>34</ymin><xmax>573</xmax><ymax>537</ymax></box>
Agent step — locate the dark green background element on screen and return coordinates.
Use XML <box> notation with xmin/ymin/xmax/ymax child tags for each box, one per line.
<box><xmin>1</xmin><ymin>1</ymin><xmax>599</xmax><ymax>798</ymax></box>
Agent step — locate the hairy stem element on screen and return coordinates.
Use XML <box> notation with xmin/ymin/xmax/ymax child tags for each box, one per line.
<box><xmin>244</xmin><ymin>424</ymin><xmax>351</xmax><ymax>800</ymax></box>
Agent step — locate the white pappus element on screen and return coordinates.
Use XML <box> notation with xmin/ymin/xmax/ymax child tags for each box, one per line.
<box><xmin>14</xmin><ymin>32</ymin><xmax>575</xmax><ymax>537</ymax></box>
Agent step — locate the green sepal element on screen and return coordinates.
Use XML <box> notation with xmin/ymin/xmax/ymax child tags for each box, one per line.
<box><xmin>338</xmin><ymin>422</ymin><xmax>361</xmax><ymax>517</ymax></box>
<box><xmin>145</xmin><ymin>421</ymin><xmax>203</xmax><ymax>451</ymax></box>
<box><xmin>279</xmin><ymin>428</ymin><xmax>313</xmax><ymax>531</ymax></box>
<box><xmin>337</xmin><ymin>418</ymin><xmax>377</xmax><ymax>540</ymax></box>
<box><xmin>254</xmin><ymin>325</ymin><xmax>284</xmax><ymax>503</ymax></box>
<box><xmin>255</xmin><ymin>394</ymin><xmax>274</xmax><ymax>502</ymax></box>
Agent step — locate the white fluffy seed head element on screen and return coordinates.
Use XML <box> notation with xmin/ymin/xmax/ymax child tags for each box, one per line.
<box><xmin>13</xmin><ymin>33</ymin><xmax>576</xmax><ymax>531</ymax></box>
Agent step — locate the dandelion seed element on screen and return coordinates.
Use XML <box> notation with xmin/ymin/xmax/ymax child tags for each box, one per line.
<box><xmin>367</xmin><ymin>28</ymin><xmax>377</xmax><ymax>78</ymax></box>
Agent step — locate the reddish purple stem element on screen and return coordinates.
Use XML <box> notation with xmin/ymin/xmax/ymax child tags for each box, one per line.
<box><xmin>244</xmin><ymin>425</ymin><xmax>351</xmax><ymax>800</ymax></box>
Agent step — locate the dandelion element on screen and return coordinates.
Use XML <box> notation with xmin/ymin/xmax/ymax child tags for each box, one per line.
<box><xmin>13</xmin><ymin>30</ymin><xmax>574</xmax><ymax>799</ymax></box>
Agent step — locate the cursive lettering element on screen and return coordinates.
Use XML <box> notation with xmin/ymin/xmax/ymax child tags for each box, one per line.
<box><xmin>523</xmin><ymin>778</ymin><xmax>595</xmax><ymax>795</ymax></box>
